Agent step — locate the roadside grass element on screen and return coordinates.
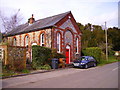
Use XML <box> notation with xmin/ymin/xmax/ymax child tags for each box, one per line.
<box><xmin>1</xmin><ymin>64</ymin><xmax>51</xmax><ymax>78</ymax></box>
<box><xmin>1</xmin><ymin>67</ymin><xmax>31</xmax><ymax>78</ymax></box>
<box><xmin>2</xmin><ymin>69</ymin><xmax>18</xmax><ymax>77</ymax></box>
<box><xmin>98</xmin><ymin>56</ymin><xmax>119</xmax><ymax>66</ymax></box>
<box><xmin>21</xmin><ymin>69</ymin><xmax>30</xmax><ymax>73</ymax></box>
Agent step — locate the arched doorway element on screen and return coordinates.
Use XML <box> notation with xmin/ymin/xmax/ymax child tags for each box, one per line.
<box><xmin>66</xmin><ymin>45</ymin><xmax>70</xmax><ymax>64</ymax></box>
<box><xmin>32</xmin><ymin>43</ymin><xmax>37</xmax><ymax>46</ymax></box>
<box><xmin>64</xmin><ymin>30</ymin><xmax>73</xmax><ymax>64</ymax></box>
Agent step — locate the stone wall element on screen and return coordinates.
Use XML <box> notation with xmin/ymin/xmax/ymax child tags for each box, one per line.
<box><xmin>7</xmin><ymin>29</ymin><xmax>52</xmax><ymax>48</ymax></box>
<box><xmin>0</xmin><ymin>45</ymin><xmax>7</xmax><ymax>65</ymax></box>
<box><xmin>0</xmin><ymin>45</ymin><xmax>26</xmax><ymax>71</ymax></box>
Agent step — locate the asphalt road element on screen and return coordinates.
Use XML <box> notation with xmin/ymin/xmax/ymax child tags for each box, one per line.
<box><xmin>2</xmin><ymin>62</ymin><xmax>119</xmax><ymax>88</ymax></box>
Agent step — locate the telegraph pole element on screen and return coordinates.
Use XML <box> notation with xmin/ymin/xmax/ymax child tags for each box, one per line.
<box><xmin>105</xmin><ymin>22</ymin><xmax>108</xmax><ymax>61</ymax></box>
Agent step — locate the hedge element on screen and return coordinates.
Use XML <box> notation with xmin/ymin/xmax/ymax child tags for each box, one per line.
<box><xmin>82</xmin><ymin>47</ymin><xmax>103</xmax><ymax>62</ymax></box>
<box><xmin>32</xmin><ymin>45</ymin><xmax>65</xmax><ymax>69</ymax></box>
<box><xmin>32</xmin><ymin>46</ymin><xmax>52</xmax><ymax>69</ymax></box>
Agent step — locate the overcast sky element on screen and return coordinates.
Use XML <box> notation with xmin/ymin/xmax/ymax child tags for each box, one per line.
<box><xmin>0</xmin><ymin>0</ymin><xmax>119</xmax><ymax>32</ymax></box>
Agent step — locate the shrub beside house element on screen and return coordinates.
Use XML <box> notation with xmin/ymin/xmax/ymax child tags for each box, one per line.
<box><xmin>32</xmin><ymin>45</ymin><xmax>65</xmax><ymax>70</ymax></box>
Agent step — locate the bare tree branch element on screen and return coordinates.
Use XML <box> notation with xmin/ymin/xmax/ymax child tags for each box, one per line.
<box><xmin>0</xmin><ymin>9</ymin><xmax>23</xmax><ymax>33</ymax></box>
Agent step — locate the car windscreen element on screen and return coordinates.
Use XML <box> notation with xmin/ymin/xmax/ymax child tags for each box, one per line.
<box><xmin>81</xmin><ymin>57</ymin><xmax>87</xmax><ymax>61</ymax></box>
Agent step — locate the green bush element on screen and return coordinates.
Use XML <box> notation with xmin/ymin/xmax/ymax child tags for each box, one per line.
<box><xmin>32</xmin><ymin>46</ymin><xmax>52</xmax><ymax>69</ymax></box>
<box><xmin>21</xmin><ymin>69</ymin><xmax>30</xmax><ymax>73</ymax></box>
<box><xmin>101</xmin><ymin>52</ymin><xmax>106</xmax><ymax>61</ymax></box>
<box><xmin>32</xmin><ymin>46</ymin><xmax>65</xmax><ymax>69</ymax></box>
<box><xmin>108</xmin><ymin>50</ymin><xmax>115</xmax><ymax>56</ymax></box>
<box><xmin>82</xmin><ymin>47</ymin><xmax>103</xmax><ymax>62</ymax></box>
<box><xmin>39</xmin><ymin>64</ymin><xmax>51</xmax><ymax>70</ymax></box>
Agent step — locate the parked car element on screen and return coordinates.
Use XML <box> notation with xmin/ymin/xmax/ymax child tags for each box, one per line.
<box><xmin>73</xmin><ymin>56</ymin><xmax>97</xmax><ymax>69</ymax></box>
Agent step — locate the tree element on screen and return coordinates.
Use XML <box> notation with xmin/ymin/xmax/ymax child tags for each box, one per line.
<box><xmin>77</xmin><ymin>22</ymin><xmax>120</xmax><ymax>56</ymax></box>
<box><xmin>108</xmin><ymin>27</ymin><xmax>120</xmax><ymax>51</ymax></box>
<box><xmin>0</xmin><ymin>9</ymin><xmax>23</xmax><ymax>33</ymax></box>
<box><xmin>82</xmin><ymin>29</ymin><xmax>92</xmax><ymax>48</ymax></box>
<box><xmin>77</xmin><ymin>22</ymin><xmax>84</xmax><ymax>31</ymax></box>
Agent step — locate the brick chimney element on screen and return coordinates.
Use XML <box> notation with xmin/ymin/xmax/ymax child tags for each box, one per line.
<box><xmin>28</xmin><ymin>14</ymin><xmax>35</xmax><ymax>24</ymax></box>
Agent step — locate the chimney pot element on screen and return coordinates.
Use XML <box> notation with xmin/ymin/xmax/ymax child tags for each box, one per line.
<box><xmin>32</xmin><ymin>14</ymin><xmax>34</xmax><ymax>18</ymax></box>
<box><xmin>28</xmin><ymin>14</ymin><xmax>35</xmax><ymax>24</ymax></box>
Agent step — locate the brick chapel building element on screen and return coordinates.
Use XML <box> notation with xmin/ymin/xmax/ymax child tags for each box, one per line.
<box><xmin>5</xmin><ymin>11</ymin><xmax>82</xmax><ymax>64</ymax></box>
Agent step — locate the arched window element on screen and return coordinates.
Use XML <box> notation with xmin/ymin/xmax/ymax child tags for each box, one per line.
<box><xmin>25</xmin><ymin>35</ymin><xmax>29</xmax><ymax>46</ymax></box>
<box><xmin>76</xmin><ymin>37</ymin><xmax>79</xmax><ymax>53</ymax></box>
<box><xmin>13</xmin><ymin>37</ymin><xmax>17</xmax><ymax>46</ymax></box>
<box><xmin>40</xmin><ymin>33</ymin><xmax>45</xmax><ymax>46</ymax></box>
<box><xmin>57</xmin><ymin>33</ymin><xmax>61</xmax><ymax>53</ymax></box>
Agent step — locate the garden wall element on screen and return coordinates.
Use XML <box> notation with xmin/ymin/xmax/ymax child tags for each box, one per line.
<box><xmin>0</xmin><ymin>45</ymin><xmax>26</xmax><ymax>71</ymax></box>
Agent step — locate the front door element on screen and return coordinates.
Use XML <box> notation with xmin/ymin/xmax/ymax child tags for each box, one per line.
<box><xmin>66</xmin><ymin>49</ymin><xmax>69</xmax><ymax>64</ymax></box>
<box><xmin>66</xmin><ymin>45</ymin><xmax>70</xmax><ymax>64</ymax></box>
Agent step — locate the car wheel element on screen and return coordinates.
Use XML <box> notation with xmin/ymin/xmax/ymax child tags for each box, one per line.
<box><xmin>93</xmin><ymin>63</ymin><xmax>96</xmax><ymax>67</ymax></box>
<box><xmin>85</xmin><ymin>64</ymin><xmax>88</xmax><ymax>69</ymax></box>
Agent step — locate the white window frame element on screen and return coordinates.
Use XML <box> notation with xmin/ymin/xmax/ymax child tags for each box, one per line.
<box><xmin>40</xmin><ymin>33</ymin><xmax>45</xmax><ymax>46</ymax></box>
<box><xmin>57</xmin><ymin>33</ymin><xmax>61</xmax><ymax>53</ymax></box>
<box><xmin>25</xmin><ymin>35</ymin><xmax>29</xmax><ymax>46</ymax></box>
<box><xmin>76</xmin><ymin>37</ymin><xmax>79</xmax><ymax>54</ymax></box>
<box><xmin>13</xmin><ymin>38</ymin><xmax>17</xmax><ymax>46</ymax></box>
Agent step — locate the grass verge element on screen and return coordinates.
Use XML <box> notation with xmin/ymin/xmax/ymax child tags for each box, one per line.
<box><xmin>2</xmin><ymin>69</ymin><xmax>30</xmax><ymax>78</ymax></box>
<box><xmin>1</xmin><ymin>64</ymin><xmax>51</xmax><ymax>78</ymax></box>
<box><xmin>98</xmin><ymin>56</ymin><xmax>119</xmax><ymax>66</ymax></box>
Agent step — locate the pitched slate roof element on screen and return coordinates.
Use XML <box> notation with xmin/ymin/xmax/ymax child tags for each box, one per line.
<box><xmin>6</xmin><ymin>11</ymin><xmax>71</xmax><ymax>36</ymax></box>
